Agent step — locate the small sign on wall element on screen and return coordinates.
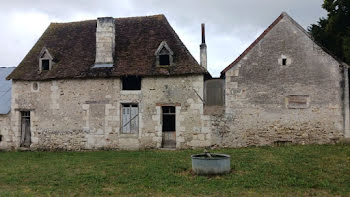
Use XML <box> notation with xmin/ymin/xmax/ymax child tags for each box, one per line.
<box><xmin>286</xmin><ymin>95</ymin><xmax>310</xmax><ymax>109</ymax></box>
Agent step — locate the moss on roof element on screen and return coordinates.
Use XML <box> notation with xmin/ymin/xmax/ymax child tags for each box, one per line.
<box><xmin>7</xmin><ymin>15</ymin><xmax>206</xmax><ymax>81</ymax></box>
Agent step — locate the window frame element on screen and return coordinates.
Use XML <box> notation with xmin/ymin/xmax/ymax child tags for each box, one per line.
<box><xmin>38</xmin><ymin>47</ymin><xmax>53</xmax><ymax>72</ymax></box>
<box><xmin>121</xmin><ymin>103</ymin><xmax>139</xmax><ymax>134</ymax></box>
<box><xmin>41</xmin><ymin>59</ymin><xmax>50</xmax><ymax>71</ymax></box>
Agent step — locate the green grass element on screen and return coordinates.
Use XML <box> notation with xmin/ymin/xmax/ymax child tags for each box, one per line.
<box><xmin>0</xmin><ymin>145</ymin><xmax>350</xmax><ymax>196</ymax></box>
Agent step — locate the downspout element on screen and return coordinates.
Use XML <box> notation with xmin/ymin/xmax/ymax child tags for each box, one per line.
<box><xmin>344</xmin><ymin>65</ymin><xmax>350</xmax><ymax>138</ymax></box>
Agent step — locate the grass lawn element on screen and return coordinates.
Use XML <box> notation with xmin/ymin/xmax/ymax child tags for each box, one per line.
<box><xmin>0</xmin><ymin>145</ymin><xmax>350</xmax><ymax>196</ymax></box>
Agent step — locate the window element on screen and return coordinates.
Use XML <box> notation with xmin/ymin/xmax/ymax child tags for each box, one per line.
<box><xmin>0</xmin><ymin>135</ymin><xmax>2</xmax><ymax>142</ymax></box>
<box><xmin>155</xmin><ymin>41</ymin><xmax>174</xmax><ymax>67</ymax></box>
<box><xmin>122</xmin><ymin>76</ymin><xmax>141</xmax><ymax>90</ymax></box>
<box><xmin>39</xmin><ymin>47</ymin><xmax>53</xmax><ymax>72</ymax></box>
<box><xmin>32</xmin><ymin>82</ymin><xmax>39</xmax><ymax>91</ymax></box>
<box><xmin>159</xmin><ymin>55</ymin><xmax>170</xmax><ymax>66</ymax></box>
<box><xmin>42</xmin><ymin>59</ymin><xmax>50</xmax><ymax>70</ymax></box>
<box><xmin>282</xmin><ymin>58</ymin><xmax>287</xmax><ymax>66</ymax></box>
<box><xmin>121</xmin><ymin>104</ymin><xmax>139</xmax><ymax>134</ymax></box>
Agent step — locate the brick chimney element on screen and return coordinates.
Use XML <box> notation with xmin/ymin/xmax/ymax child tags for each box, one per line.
<box><xmin>200</xmin><ymin>23</ymin><xmax>207</xmax><ymax>69</ymax></box>
<box><xmin>93</xmin><ymin>17</ymin><xmax>115</xmax><ymax>68</ymax></box>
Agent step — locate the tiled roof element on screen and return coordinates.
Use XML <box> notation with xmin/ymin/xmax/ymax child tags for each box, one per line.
<box><xmin>7</xmin><ymin>15</ymin><xmax>207</xmax><ymax>81</ymax></box>
<box><xmin>0</xmin><ymin>67</ymin><xmax>15</xmax><ymax>114</ymax></box>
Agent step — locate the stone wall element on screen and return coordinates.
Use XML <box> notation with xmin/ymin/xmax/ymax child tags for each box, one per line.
<box><xmin>223</xmin><ymin>16</ymin><xmax>345</xmax><ymax>147</ymax></box>
<box><xmin>6</xmin><ymin>75</ymin><xmax>211</xmax><ymax>150</ymax></box>
<box><xmin>0</xmin><ymin>114</ymin><xmax>13</xmax><ymax>149</ymax></box>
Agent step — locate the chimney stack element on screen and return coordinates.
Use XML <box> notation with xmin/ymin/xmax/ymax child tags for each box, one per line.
<box><xmin>94</xmin><ymin>17</ymin><xmax>115</xmax><ymax>68</ymax></box>
<box><xmin>200</xmin><ymin>23</ymin><xmax>207</xmax><ymax>69</ymax></box>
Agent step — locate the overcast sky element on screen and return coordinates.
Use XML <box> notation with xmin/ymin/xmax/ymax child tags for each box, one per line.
<box><xmin>0</xmin><ymin>0</ymin><xmax>326</xmax><ymax>77</ymax></box>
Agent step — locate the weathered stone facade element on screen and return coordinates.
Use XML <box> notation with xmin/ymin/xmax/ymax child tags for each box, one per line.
<box><xmin>2</xmin><ymin>13</ymin><xmax>349</xmax><ymax>151</ymax></box>
<box><xmin>0</xmin><ymin>114</ymin><xmax>12</xmax><ymax>149</ymax></box>
<box><xmin>221</xmin><ymin>13</ymin><xmax>345</xmax><ymax>147</ymax></box>
<box><xmin>5</xmin><ymin>75</ymin><xmax>212</xmax><ymax>150</ymax></box>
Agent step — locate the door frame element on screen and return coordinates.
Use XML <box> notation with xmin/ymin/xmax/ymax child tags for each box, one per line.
<box><xmin>161</xmin><ymin>106</ymin><xmax>176</xmax><ymax>148</ymax></box>
<box><xmin>20</xmin><ymin>111</ymin><xmax>31</xmax><ymax>147</ymax></box>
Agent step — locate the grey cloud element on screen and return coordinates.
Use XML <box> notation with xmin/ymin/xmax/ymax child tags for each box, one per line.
<box><xmin>0</xmin><ymin>0</ymin><xmax>326</xmax><ymax>76</ymax></box>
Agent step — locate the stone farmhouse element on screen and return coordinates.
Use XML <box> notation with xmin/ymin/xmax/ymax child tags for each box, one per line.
<box><xmin>0</xmin><ymin>12</ymin><xmax>349</xmax><ymax>150</ymax></box>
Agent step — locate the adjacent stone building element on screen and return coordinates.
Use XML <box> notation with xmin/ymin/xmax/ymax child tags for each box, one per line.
<box><xmin>1</xmin><ymin>12</ymin><xmax>349</xmax><ymax>150</ymax></box>
<box><xmin>220</xmin><ymin>12</ymin><xmax>349</xmax><ymax>147</ymax></box>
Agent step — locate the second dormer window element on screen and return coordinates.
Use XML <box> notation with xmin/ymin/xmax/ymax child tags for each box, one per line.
<box><xmin>155</xmin><ymin>41</ymin><xmax>174</xmax><ymax>67</ymax></box>
<box><xmin>41</xmin><ymin>59</ymin><xmax>50</xmax><ymax>70</ymax></box>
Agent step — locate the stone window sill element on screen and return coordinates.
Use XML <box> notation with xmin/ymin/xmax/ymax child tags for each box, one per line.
<box><xmin>119</xmin><ymin>133</ymin><xmax>139</xmax><ymax>138</ymax></box>
<box><xmin>121</xmin><ymin>90</ymin><xmax>141</xmax><ymax>94</ymax></box>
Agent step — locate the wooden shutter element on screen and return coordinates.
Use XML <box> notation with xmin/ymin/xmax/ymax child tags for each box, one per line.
<box><xmin>130</xmin><ymin>105</ymin><xmax>139</xmax><ymax>133</ymax></box>
<box><xmin>122</xmin><ymin>105</ymin><xmax>131</xmax><ymax>133</ymax></box>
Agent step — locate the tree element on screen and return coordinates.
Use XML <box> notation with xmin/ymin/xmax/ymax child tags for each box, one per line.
<box><xmin>308</xmin><ymin>0</ymin><xmax>350</xmax><ymax>63</ymax></box>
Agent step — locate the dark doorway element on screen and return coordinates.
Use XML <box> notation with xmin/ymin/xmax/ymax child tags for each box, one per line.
<box><xmin>20</xmin><ymin>111</ymin><xmax>31</xmax><ymax>147</ymax></box>
<box><xmin>162</xmin><ymin>106</ymin><xmax>176</xmax><ymax>148</ymax></box>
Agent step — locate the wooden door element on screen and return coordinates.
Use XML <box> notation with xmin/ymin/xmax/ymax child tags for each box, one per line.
<box><xmin>20</xmin><ymin>111</ymin><xmax>31</xmax><ymax>147</ymax></box>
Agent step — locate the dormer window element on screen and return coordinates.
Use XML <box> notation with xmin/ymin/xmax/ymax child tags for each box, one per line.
<box><xmin>39</xmin><ymin>47</ymin><xmax>53</xmax><ymax>72</ymax></box>
<box><xmin>155</xmin><ymin>41</ymin><xmax>174</xmax><ymax>67</ymax></box>
<box><xmin>41</xmin><ymin>59</ymin><xmax>50</xmax><ymax>70</ymax></box>
<box><xmin>159</xmin><ymin>55</ymin><xmax>170</xmax><ymax>66</ymax></box>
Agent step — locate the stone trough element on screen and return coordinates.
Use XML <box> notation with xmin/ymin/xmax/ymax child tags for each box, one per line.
<box><xmin>191</xmin><ymin>152</ymin><xmax>231</xmax><ymax>175</ymax></box>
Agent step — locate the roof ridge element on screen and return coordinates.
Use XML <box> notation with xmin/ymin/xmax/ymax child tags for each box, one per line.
<box><xmin>221</xmin><ymin>11</ymin><xmax>347</xmax><ymax>77</ymax></box>
<box><xmin>7</xmin><ymin>14</ymin><xmax>206</xmax><ymax>80</ymax></box>
<box><xmin>51</xmin><ymin>14</ymin><xmax>166</xmax><ymax>24</ymax></box>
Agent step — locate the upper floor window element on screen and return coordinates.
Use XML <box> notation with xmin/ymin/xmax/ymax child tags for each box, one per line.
<box><xmin>159</xmin><ymin>55</ymin><xmax>170</xmax><ymax>66</ymax></box>
<box><xmin>279</xmin><ymin>55</ymin><xmax>291</xmax><ymax>66</ymax></box>
<box><xmin>122</xmin><ymin>76</ymin><xmax>141</xmax><ymax>90</ymax></box>
<box><xmin>41</xmin><ymin>59</ymin><xmax>50</xmax><ymax>70</ymax></box>
<box><xmin>155</xmin><ymin>41</ymin><xmax>174</xmax><ymax>67</ymax></box>
<box><xmin>39</xmin><ymin>47</ymin><xmax>53</xmax><ymax>72</ymax></box>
